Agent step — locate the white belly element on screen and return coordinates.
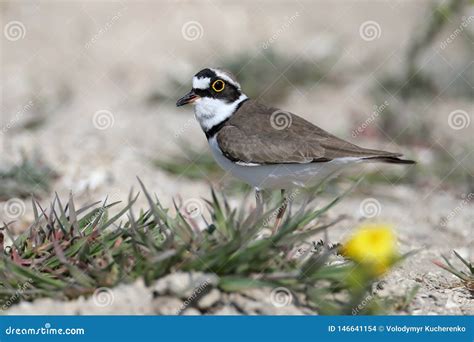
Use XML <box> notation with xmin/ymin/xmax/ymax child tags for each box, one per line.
<box><xmin>208</xmin><ymin>137</ymin><xmax>361</xmax><ymax>190</ymax></box>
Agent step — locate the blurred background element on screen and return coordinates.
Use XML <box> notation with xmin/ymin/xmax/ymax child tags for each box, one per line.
<box><xmin>0</xmin><ymin>0</ymin><xmax>473</xmax><ymax>313</ymax></box>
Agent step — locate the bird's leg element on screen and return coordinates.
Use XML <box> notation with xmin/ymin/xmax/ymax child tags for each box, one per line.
<box><xmin>274</xmin><ymin>189</ymin><xmax>287</xmax><ymax>233</ymax></box>
<box><xmin>255</xmin><ymin>188</ymin><xmax>264</xmax><ymax>217</ymax></box>
<box><xmin>287</xmin><ymin>189</ymin><xmax>294</xmax><ymax>216</ymax></box>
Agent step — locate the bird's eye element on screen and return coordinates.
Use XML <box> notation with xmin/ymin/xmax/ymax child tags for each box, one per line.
<box><xmin>212</xmin><ymin>79</ymin><xmax>225</xmax><ymax>92</ymax></box>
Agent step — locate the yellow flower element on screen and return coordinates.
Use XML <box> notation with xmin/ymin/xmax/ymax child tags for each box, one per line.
<box><xmin>342</xmin><ymin>223</ymin><xmax>398</xmax><ymax>275</ymax></box>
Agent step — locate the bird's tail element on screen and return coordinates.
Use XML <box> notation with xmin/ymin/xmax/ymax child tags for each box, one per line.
<box><xmin>363</xmin><ymin>156</ymin><xmax>416</xmax><ymax>164</ymax></box>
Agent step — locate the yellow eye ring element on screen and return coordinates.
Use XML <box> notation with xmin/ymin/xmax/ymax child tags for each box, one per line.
<box><xmin>212</xmin><ymin>80</ymin><xmax>225</xmax><ymax>92</ymax></box>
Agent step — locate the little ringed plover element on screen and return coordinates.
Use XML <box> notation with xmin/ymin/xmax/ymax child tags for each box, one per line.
<box><xmin>177</xmin><ymin>68</ymin><xmax>415</xmax><ymax>217</ymax></box>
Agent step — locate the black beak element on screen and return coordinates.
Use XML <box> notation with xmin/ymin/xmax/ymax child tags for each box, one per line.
<box><xmin>176</xmin><ymin>90</ymin><xmax>199</xmax><ymax>107</ymax></box>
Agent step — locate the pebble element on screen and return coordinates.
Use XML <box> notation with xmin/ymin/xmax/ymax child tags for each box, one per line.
<box><xmin>152</xmin><ymin>296</ymin><xmax>183</xmax><ymax>315</ymax></box>
<box><xmin>152</xmin><ymin>272</ymin><xmax>219</xmax><ymax>298</ymax></box>
<box><xmin>197</xmin><ymin>289</ymin><xmax>221</xmax><ymax>309</ymax></box>
<box><xmin>212</xmin><ymin>305</ymin><xmax>241</xmax><ymax>315</ymax></box>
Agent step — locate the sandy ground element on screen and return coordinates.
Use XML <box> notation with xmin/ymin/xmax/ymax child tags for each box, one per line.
<box><xmin>1</xmin><ymin>0</ymin><xmax>473</xmax><ymax>314</ymax></box>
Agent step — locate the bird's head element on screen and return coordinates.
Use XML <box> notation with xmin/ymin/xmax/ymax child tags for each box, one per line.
<box><xmin>176</xmin><ymin>68</ymin><xmax>248</xmax><ymax>131</ymax></box>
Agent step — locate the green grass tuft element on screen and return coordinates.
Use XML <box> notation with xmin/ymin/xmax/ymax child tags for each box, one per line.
<box><xmin>0</xmin><ymin>179</ymin><xmax>410</xmax><ymax>314</ymax></box>
<box><xmin>434</xmin><ymin>251</ymin><xmax>474</xmax><ymax>293</ymax></box>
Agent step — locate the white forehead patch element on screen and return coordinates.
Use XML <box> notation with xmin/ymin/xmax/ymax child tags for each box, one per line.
<box><xmin>210</xmin><ymin>68</ymin><xmax>241</xmax><ymax>90</ymax></box>
<box><xmin>193</xmin><ymin>76</ymin><xmax>211</xmax><ymax>89</ymax></box>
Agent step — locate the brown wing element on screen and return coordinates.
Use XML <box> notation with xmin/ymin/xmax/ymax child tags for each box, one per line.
<box><xmin>216</xmin><ymin>100</ymin><xmax>403</xmax><ymax>164</ymax></box>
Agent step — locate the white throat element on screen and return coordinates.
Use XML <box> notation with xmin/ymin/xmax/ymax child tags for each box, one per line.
<box><xmin>193</xmin><ymin>94</ymin><xmax>248</xmax><ymax>132</ymax></box>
